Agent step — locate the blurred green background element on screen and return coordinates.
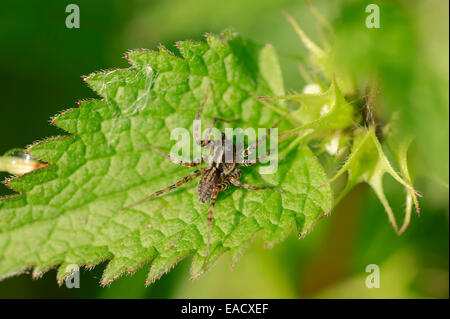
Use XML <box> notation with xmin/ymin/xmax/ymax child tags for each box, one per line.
<box><xmin>0</xmin><ymin>0</ymin><xmax>448</xmax><ymax>298</ymax></box>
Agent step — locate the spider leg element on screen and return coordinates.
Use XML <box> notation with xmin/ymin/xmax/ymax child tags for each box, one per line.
<box><xmin>194</xmin><ymin>87</ymin><xmax>237</xmax><ymax>147</ymax></box>
<box><xmin>206</xmin><ymin>186</ymin><xmax>221</xmax><ymax>259</ymax></box>
<box><xmin>122</xmin><ymin>168</ymin><xmax>206</xmax><ymax>210</ymax></box>
<box><xmin>198</xmin><ymin>117</ymin><xmax>238</xmax><ymax>148</ymax></box>
<box><xmin>241</xmin><ymin>130</ymin><xmax>271</xmax><ymax>159</ymax></box>
<box><xmin>242</xmin><ymin>115</ymin><xmax>286</xmax><ymax>158</ymax></box>
<box><xmin>230</xmin><ymin>168</ymin><xmax>242</xmax><ymax>179</ymax></box>
<box><xmin>229</xmin><ymin>176</ymin><xmax>283</xmax><ymax>193</ymax></box>
<box><xmin>217</xmin><ymin>180</ymin><xmax>231</xmax><ymax>191</ymax></box>
<box><xmin>194</xmin><ymin>86</ymin><xmax>211</xmax><ymax>147</ymax></box>
<box><xmin>241</xmin><ymin>146</ymin><xmax>278</xmax><ymax>167</ymax></box>
<box><xmin>142</xmin><ymin>145</ymin><xmax>202</xmax><ymax>166</ymax></box>
<box><xmin>199</xmin><ymin>118</ymin><xmax>220</xmax><ymax>147</ymax></box>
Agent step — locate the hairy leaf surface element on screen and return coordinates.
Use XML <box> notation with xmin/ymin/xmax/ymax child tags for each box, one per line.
<box><xmin>0</xmin><ymin>31</ymin><xmax>332</xmax><ymax>285</ymax></box>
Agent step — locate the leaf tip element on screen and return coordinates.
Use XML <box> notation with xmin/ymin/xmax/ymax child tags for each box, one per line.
<box><xmin>189</xmin><ymin>273</ymin><xmax>202</xmax><ymax>281</ymax></box>
<box><xmin>415</xmin><ymin>204</ymin><xmax>421</xmax><ymax>215</ymax></box>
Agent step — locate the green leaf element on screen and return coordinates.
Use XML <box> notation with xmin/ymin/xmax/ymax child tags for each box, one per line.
<box><xmin>385</xmin><ymin>129</ymin><xmax>420</xmax><ymax>234</ymax></box>
<box><xmin>284</xmin><ymin>11</ymin><xmax>357</xmax><ymax>96</ymax></box>
<box><xmin>326</xmin><ymin>127</ymin><xmax>420</xmax><ymax>234</ymax></box>
<box><xmin>0</xmin><ymin>31</ymin><xmax>332</xmax><ymax>286</ymax></box>
<box><xmin>262</xmin><ymin>79</ymin><xmax>355</xmax><ymax>136</ymax></box>
<box><xmin>282</xmin><ymin>10</ymin><xmax>422</xmax><ymax>236</ymax></box>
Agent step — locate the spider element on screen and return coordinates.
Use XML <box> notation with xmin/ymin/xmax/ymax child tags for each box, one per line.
<box><xmin>123</xmin><ymin>93</ymin><xmax>283</xmax><ymax>258</ymax></box>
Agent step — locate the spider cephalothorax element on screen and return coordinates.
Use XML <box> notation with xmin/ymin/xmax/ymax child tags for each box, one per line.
<box><xmin>123</xmin><ymin>93</ymin><xmax>282</xmax><ymax>257</ymax></box>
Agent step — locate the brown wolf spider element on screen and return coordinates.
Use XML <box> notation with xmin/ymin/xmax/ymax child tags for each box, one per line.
<box><xmin>123</xmin><ymin>93</ymin><xmax>283</xmax><ymax>258</ymax></box>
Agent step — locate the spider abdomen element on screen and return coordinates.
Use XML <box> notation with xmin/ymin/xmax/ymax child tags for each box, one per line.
<box><xmin>198</xmin><ymin>167</ymin><xmax>220</xmax><ymax>203</ymax></box>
